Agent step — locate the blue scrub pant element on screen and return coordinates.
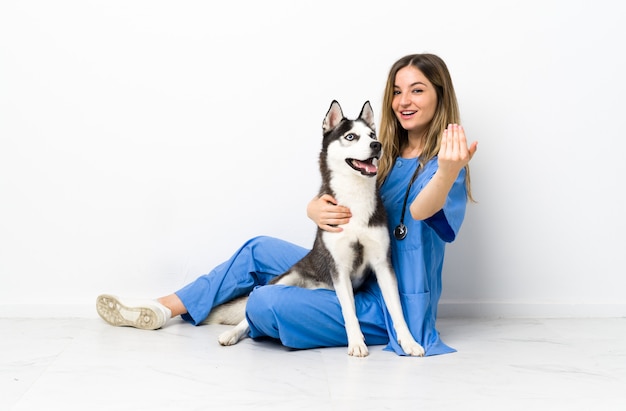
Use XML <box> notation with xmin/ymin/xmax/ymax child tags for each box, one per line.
<box><xmin>175</xmin><ymin>236</ymin><xmax>389</xmax><ymax>349</ymax></box>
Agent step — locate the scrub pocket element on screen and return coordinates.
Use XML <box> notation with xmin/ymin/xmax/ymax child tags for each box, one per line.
<box><xmin>400</xmin><ymin>290</ymin><xmax>455</xmax><ymax>356</ymax></box>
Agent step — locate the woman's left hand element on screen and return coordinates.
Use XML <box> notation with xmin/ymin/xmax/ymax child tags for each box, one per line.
<box><xmin>409</xmin><ymin>124</ymin><xmax>477</xmax><ymax>220</ymax></box>
<box><xmin>438</xmin><ymin>124</ymin><xmax>478</xmax><ymax>176</ymax></box>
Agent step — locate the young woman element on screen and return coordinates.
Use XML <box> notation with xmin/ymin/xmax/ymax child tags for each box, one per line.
<box><xmin>97</xmin><ymin>53</ymin><xmax>477</xmax><ymax>356</ymax></box>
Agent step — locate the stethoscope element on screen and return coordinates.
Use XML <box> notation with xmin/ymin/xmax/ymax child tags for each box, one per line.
<box><xmin>393</xmin><ymin>159</ymin><xmax>421</xmax><ymax>241</ymax></box>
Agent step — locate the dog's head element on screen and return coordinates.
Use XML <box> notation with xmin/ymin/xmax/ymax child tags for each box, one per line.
<box><xmin>321</xmin><ymin>100</ymin><xmax>380</xmax><ymax>177</ymax></box>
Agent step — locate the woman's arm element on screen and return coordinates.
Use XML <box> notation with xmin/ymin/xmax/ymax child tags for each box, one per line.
<box><xmin>410</xmin><ymin>124</ymin><xmax>477</xmax><ymax>221</ymax></box>
<box><xmin>307</xmin><ymin>194</ymin><xmax>352</xmax><ymax>232</ymax></box>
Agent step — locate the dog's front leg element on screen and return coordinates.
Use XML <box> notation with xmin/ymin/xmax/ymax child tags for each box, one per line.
<box><xmin>333</xmin><ymin>275</ymin><xmax>368</xmax><ymax>357</ymax></box>
<box><xmin>375</xmin><ymin>264</ymin><xmax>425</xmax><ymax>357</ymax></box>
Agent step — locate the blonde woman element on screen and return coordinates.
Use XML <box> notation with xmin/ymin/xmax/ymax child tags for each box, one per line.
<box><xmin>97</xmin><ymin>53</ymin><xmax>477</xmax><ymax>356</ymax></box>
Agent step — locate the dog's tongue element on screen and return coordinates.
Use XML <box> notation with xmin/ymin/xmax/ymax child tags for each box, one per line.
<box><xmin>354</xmin><ymin>159</ymin><xmax>378</xmax><ymax>174</ymax></box>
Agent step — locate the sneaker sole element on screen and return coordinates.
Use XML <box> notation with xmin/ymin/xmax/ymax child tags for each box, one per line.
<box><xmin>96</xmin><ymin>294</ymin><xmax>163</xmax><ymax>330</ymax></box>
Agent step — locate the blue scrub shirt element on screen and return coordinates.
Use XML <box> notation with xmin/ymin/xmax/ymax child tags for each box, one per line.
<box><xmin>378</xmin><ymin>156</ymin><xmax>467</xmax><ymax>355</ymax></box>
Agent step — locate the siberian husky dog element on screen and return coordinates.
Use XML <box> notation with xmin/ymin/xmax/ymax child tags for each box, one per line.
<box><xmin>206</xmin><ymin>100</ymin><xmax>424</xmax><ymax>357</ymax></box>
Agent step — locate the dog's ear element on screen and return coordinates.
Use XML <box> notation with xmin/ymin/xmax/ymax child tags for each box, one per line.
<box><xmin>359</xmin><ymin>101</ymin><xmax>375</xmax><ymax>130</ymax></box>
<box><xmin>323</xmin><ymin>100</ymin><xmax>344</xmax><ymax>133</ymax></box>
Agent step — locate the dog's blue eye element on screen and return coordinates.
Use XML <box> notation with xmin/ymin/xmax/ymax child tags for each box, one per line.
<box><xmin>345</xmin><ymin>134</ymin><xmax>356</xmax><ymax>141</ymax></box>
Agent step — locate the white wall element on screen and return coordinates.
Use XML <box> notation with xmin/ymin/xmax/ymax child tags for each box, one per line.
<box><xmin>1</xmin><ymin>0</ymin><xmax>624</xmax><ymax>318</ymax></box>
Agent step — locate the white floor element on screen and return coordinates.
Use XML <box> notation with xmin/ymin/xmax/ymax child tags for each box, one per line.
<box><xmin>2</xmin><ymin>316</ymin><xmax>626</xmax><ymax>411</ymax></box>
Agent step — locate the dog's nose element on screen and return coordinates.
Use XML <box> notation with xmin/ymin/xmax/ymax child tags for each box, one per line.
<box><xmin>370</xmin><ymin>141</ymin><xmax>381</xmax><ymax>151</ymax></box>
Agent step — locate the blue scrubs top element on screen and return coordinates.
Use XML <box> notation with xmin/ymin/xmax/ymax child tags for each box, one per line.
<box><xmin>377</xmin><ymin>156</ymin><xmax>467</xmax><ymax>356</ymax></box>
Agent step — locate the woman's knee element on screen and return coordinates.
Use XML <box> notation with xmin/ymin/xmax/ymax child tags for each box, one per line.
<box><xmin>245</xmin><ymin>235</ymin><xmax>283</xmax><ymax>252</ymax></box>
<box><xmin>246</xmin><ymin>285</ymin><xmax>281</xmax><ymax>319</ymax></box>
<box><xmin>245</xmin><ymin>285</ymin><xmax>290</xmax><ymax>339</ymax></box>
<box><xmin>243</xmin><ymin>236</ymin><xmax>308</xmax><ymax>275</ymax></box>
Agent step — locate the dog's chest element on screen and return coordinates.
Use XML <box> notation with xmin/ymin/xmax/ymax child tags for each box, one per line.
<box><xmin>322</xmin><ymin>212</ymin><xmax>387</xmax><ymax>260</ymax></box>
<box><xmin>327</xmin><ymin>178</ymin><xmax>384</xmax><ymax>247</ymax></box>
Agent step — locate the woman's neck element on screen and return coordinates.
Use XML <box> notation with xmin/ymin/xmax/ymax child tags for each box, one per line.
<box><xmin>401</xmin><ymin>131</ymin><xmax>425</xmax><ymax>158</ymax></box>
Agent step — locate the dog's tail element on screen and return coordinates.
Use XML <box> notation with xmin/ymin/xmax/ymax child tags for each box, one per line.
<box><xmin>202</xmin><ymin>296</ymin><xmax>247</xmax><ymax>325</ymax></box>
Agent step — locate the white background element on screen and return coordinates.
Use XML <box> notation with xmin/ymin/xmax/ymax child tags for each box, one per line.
<box><xmin>1</xmin><ymin>0</ymin><xmax>624</xmax><ymax>317</ymax></box>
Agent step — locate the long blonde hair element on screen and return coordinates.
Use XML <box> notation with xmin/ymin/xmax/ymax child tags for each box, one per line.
<box><xmin>377</xmin><ymin>53</ymin><xmax>474</xmax><ymax>202</ymax></box>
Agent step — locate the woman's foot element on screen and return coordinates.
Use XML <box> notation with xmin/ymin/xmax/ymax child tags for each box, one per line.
<box><xmin>96</xmin><ymin>294</ymin><xmax>172</xmax><ymax>330</ymax></box>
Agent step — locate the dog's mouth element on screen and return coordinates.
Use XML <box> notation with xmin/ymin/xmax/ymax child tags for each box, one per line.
<box><xmin>346</xmin><ymin>158</ymin><xmax>378</xmax><ymax>176</ymax></box>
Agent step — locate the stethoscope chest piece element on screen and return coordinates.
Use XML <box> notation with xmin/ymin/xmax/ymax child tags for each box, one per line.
<box><xmin>394</xmin><ymin>223</ymin><xmax>408</xmax><ymax>240</ymax></box>
<box><xmin>394</xmin><ymin>159</ymin><xmax>421</xmax><ymax>242</ymax></box>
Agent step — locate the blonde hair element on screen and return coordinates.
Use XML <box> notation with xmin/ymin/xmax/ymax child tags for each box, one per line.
<box><xmin>377</xmin><ymin>53</ymin><xmax>474</xmax><ymax>202</ymax></box>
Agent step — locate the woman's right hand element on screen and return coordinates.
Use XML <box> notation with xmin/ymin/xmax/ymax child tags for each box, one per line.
<box><xmin>307</xmin><ymin>194</ymin><xmax>352</xmax><ymax>232</ymax></box>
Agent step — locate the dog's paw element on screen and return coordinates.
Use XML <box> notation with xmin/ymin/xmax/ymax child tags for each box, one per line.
<box><xmin>348</xmin><ymin>342</ymin><xmax>369</xmax><ymax>357</ymax></box>
<box><xmin>400</xmin><ymin>339</ymin><xmax>425</xmax><ymax>357</ymax></box>
<box><xmin>217</xmin><ymin>330</ymin><xmax>241</xmax><ymax>346</ymax></box>
<box><xmin>217</xmin><ymin>321</ymin><xmax>250</xmax><ymax>346</ymax></box>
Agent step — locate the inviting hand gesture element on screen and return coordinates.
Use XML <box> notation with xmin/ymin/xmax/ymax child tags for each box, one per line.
<box><xmin>437</xmin><ymin>124</ymin><xmax>478</xmax><ymax>177</ymax></box>
<box><xmin>409</xmin><ymin>124</ymin><xmax>478</xmax><ymax>220</ymax></box>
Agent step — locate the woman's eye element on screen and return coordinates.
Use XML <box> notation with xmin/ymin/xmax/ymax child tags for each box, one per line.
<box><xmin>412</xmin><ymin>89</ymin><xmax>423</xmax><ymax>94</ymax></box>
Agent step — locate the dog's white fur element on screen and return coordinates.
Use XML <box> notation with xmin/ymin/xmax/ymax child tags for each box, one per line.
<box><xmin>206</xmin><ymin>101</ymin><xmax>424</xmax><ymax>357</ymax></box>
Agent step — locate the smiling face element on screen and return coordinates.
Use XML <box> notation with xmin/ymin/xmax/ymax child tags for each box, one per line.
<box><xmin>392</xmin><ymin>66</ymin><xmax>438</xmax><ymax>138</ymax></box>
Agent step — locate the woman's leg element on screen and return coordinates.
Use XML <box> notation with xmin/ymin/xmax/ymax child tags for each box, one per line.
<box><xmin>157</xmin><ymin>293</ymin><xmax>186</xmax><ymax>317</ymax></box>
<box><xmin>245</xmin><ymin>281</ymin><xmax>389</xmax><ymax>349</ymax></box>
<box><xmin>175</xmin><ymin>236</ymin><xmax>308</xmax><ymax>325</ymax></box>
<box><xmin>97</xmin><ymin>236</ymin><xmax>308</xmax><ymax>329</ymax></box>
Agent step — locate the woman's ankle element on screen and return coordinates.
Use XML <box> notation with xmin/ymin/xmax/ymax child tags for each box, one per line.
<box><xmin>157</xmin><ymin>294</ymin><xmax>187</xmax><ymax>317</ymax></box>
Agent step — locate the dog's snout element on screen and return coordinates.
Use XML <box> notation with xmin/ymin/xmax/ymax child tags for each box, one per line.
<box><xmin>371</xmin><ymin>141</ymin><xmax>382</xmax><ymax>151</ymax></box>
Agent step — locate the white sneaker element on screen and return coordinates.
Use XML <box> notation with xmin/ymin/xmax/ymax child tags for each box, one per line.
<box><xmin>96</xmin><ymin>294</ymin><xmax>171</xmax><ymax>330</ymax></box>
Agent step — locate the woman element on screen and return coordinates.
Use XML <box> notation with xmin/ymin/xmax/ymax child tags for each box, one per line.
<box><xmin>96</xmin><ymin>53</ymin><xmax>477</xmax><ymax>356</ymax></box>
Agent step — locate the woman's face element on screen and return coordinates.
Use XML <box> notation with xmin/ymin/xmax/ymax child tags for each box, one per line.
<box><xmin>392</xmin><ymin>66</ymin><xmax>438</xmax><ymax>136</ymax></box>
